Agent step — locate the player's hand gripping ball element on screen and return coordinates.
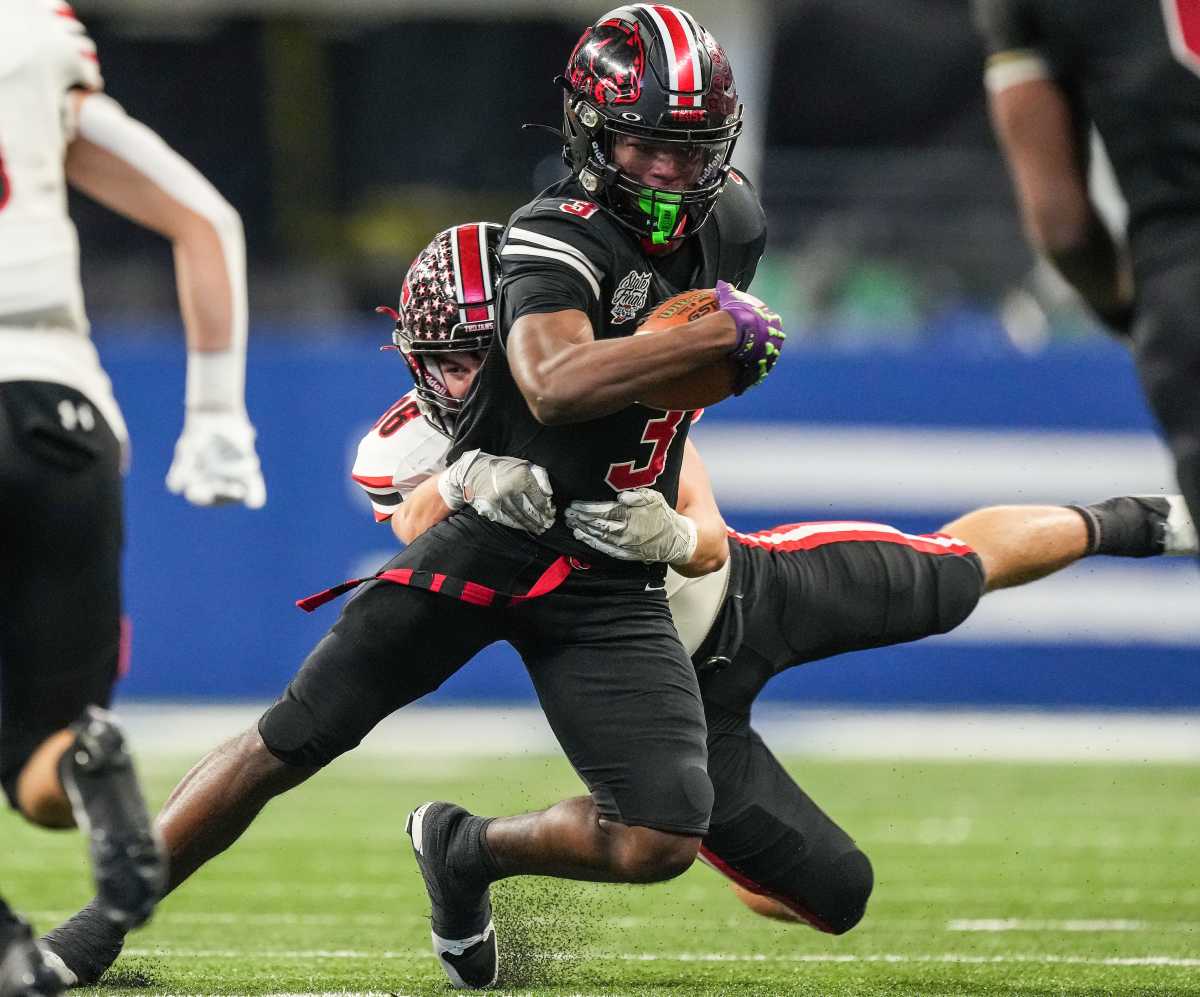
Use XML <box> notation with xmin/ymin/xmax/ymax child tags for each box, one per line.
<box><xmin>715</xmin><ymin>279</ymin><xmax>786</xmax><ymax>394</ymax></box>
<box><xmin>635</xmin><ymin>283</ymin><xmax>785</xmax><ymax>410</ymax></box>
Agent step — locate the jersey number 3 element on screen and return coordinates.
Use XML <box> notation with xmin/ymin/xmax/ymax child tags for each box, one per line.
<box><xmin>605</xmin><ymin>410</ymin><xmax>686</xmax><ymax>491</ymax></box>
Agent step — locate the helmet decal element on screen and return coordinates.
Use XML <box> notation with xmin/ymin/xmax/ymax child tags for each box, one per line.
<box><xmin>568</xmin><ymin>16</ymin><xmax>645</xmax><ymax>106</ymax></box>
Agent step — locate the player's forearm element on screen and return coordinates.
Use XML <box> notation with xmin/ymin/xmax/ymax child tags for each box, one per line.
<box><xmin>513</xmin><ymin>312</ymin><xmax>738</xmax><ymax>425</ymax></box>
<box><xmin>390</xmin><ymin>473</ymin><xmax>454</xmax><ymax>545</ymax></box>
<box><xmin>672</xmin><ymin>439</ymin><xmax>728</xmax><ymax>577</ymax></box>
<box><xmin>672</xmin><ymin>516</ymin><xmax>729</xmax><ymax>577</ymax></box>
<box><xmin>173</xmin><ymin>217</ymin><xmax>243</xmax><ymax>354</ymax></box>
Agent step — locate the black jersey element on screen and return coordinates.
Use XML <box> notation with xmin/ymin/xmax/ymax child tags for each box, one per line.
<box><xmin>450</xmin><ymin>173</ymin><xmax>766</xmax><ymax>562</ymax></box>
<box><xmin>972</xmin><ymin>0</ymin><xmax>1200</xmax><ymax>275</ymax></box>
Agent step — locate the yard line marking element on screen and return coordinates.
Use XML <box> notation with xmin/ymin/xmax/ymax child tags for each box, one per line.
<box><xmin>30</xmin><ymin>911</ymin><xmax>393</xmax><ymax>926</ymax></box>
<box><xmin>948</xmin><ymin>918</ymin><xmax>1200</xmax><ymax>933</ymax></box>
<box><xmin>120</xmin><ymin>947</ymin><xmax>1200</xmax><ymax>968</ymax></box>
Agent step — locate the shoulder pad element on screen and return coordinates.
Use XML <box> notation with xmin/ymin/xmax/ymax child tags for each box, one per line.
<box><xmin>713</xmin><ymin>170</ymin><xmax>767</xmax><ymax>248</ymax></box>
<box><xmin>46</xmin><ymin>2</ymin><xmax>103</xmax><ymax>92</ymax></box>
<box><xmin>502</xmin><ymin>202</ymin><xmax>613</xmax><ymax>300</ymax></box>
<box><xmin>352</xmin><ymin>394</ymin><xmax>450</xmax><ymax>520</ymax></box>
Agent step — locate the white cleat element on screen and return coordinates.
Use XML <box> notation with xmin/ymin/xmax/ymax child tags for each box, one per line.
<box><xmin>33</xmin><ymin>949</ymin><xmax>75</xmax><ymax>989</ymax></box>
<box><xmin>1156</xmin><ymin>495</ymin><xmax>1197</xmax><ymax>555</ymax></box>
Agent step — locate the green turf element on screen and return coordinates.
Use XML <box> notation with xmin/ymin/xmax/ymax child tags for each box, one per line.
<box><xmin>3</xmin><ymin>751</ymin><xmax>1198</xmax><ymax>996</ymax></box>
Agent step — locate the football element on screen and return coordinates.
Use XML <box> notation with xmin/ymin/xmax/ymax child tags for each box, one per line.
<box><xmin>635</xmin><ymin>288</ymin><xmax>737</xmax><ymax>410</ymax></box>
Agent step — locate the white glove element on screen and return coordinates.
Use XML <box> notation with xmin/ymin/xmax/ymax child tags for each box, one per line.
<box><xmin>438</xmin><ymin>449</ymin><xmax>555</xmax><ymax>535</ymax></box>
<box><xmin>166</xmin><ymin>410</ymin><xmax>266</xmax><ymax>509</ymax></box>
<box><xmin>564</xmin><ymin>488</ymin><xmax>697</xmax><ymax>566</ymax></box>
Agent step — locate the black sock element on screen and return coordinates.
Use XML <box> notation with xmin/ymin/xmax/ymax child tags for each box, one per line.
<box><xmin>455</xmin><ymin>814</ymin><xmax>501</xmax><ymax>888</ymax></box>
<box><xmin>475</xmin><ymin>817</ymin><xmax>502</xmax><ymax>882</ymax></box>
<box><xmin>1067</xmin><ymin>496</ymin><xmax>1167</xmax><ymax>558</ymax></box>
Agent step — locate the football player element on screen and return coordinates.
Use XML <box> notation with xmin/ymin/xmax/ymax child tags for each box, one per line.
<box><xmin>1</xmin><ymin>2</ymin><xmax>264</xmax><ymax>992</ymax></box>
<box><xmin>41</xmin><ymin>8</ymin><xmax>784</xmax><ymax>991</ymax></box>
<box><xmin>972</xmin><ymin>0</ymin><xmax>1200</xmax><ymax>566</ymax></box>
<box><xmin>352</xmin><ymin>225</ymin><xmax>1196</xmax><ymax>934</ymax></box>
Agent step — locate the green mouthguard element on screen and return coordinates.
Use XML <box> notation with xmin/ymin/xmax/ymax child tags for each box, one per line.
<box><xmin>637</xmin><ymin>189</ymin><xmax>682</xmax><ymax>244</ymax></box>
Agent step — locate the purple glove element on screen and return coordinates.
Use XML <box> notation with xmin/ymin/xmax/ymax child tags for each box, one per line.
<box><xmin>716</xmin><ymin>279</ymin><xmax>786</xmax><ymax>394</ymax></box>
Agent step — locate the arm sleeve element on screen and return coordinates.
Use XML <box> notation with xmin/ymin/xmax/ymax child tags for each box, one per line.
<box><xmin>970</xmin><ymin>0</ymin><xmax>1053</xmax><ymax>93</ymax></box>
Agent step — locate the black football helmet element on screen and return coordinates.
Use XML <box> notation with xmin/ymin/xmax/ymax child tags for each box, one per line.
<box><xmin>383</xmin><ymin>222</ymin><xmax>503</xmax><ymax>437</ymax></box>
<box><xmin>561</xmin><ymin>4</ymin><xmax>742</xmax><ymax>246</ymax></box>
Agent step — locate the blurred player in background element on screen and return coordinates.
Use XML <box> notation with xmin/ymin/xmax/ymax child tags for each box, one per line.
<box><xmin>0</xmin><ymin>2</ymin><xmax>264</xmax><ymax>992</ymax></box>
<box><xmin>972</xmin><ymin>0</ymin><xmax>1200</xmax><ymax>567</ymax></box>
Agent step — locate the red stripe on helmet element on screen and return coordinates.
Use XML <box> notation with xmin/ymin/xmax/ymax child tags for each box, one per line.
<box><xmin>649</xmin><ymin>5</ymin><xmax>699</xmax><ymax>106</ymax></box>
<box><xmin>454</xmin><ymin>224</ymin><xmax>490</xmax><ymax>324</ymax></box>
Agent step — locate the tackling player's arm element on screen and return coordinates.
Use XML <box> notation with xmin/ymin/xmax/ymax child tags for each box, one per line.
<box><xmin>64</xmin><ymin>89</ymin><xmax>265</xmax><ymax>506</ymax></box>
<box><xmin>390</xmin><ymin>472</ymin><xmax>452</xmax><ymax>545</ymax></box>
<box><xmin>973</xmin><ymin>0</ymin><xmax>1132</xmax><ymax>334</ymax></box>
<box><xmin>507</xmin><ymin>307</ymin><xmax>737</xmax><ymax>425</ymax></box>
<box><xmin>672</xmin><ymin>439</ymin><xmax>729</xmax><ymax>578</ymax></box>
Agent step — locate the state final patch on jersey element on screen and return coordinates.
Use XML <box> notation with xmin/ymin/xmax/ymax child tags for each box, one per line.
<box><xmin>611</xmin><ymin>269</ymin><xmax>652</xmax><ymax>324</ymax></box>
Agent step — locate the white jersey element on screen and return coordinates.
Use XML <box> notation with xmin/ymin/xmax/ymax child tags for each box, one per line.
<box><xmin>0</xmin><ymin>1</ymin><xmax>124</xmax><ymax>441</ymax></box>
<box><xmin>351</xmin><ymin>396</ymin><xmax>725</xmax><ymax>653</ymax></box>
<box><xmin>351</xmin><ymin>391</ymin><xmax>451</xmax><ymax>521</ymax></box>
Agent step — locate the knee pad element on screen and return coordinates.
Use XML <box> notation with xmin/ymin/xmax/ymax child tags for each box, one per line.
<box><xmin>707</xmin><ymin>804</ymin><xmax>874</xmax><ymax>935</ymax></box>
<box><xmin>680</xmin><ymin>762</ymin><xmax>715</xmax><ymax>827</ymax></box>
<box><xmin>935</xmin><ymin>554</ymin><xmax>985</xmax><ymax>635</ymax></box>
<box><xmin>820</xmin><ymin>848</ymin><xmax>874</xmax><ymax>934</ymax></box>
<box><xmin>258</xmin><ymin>697</ymin><xmax>341</xmax><ymax>769</ymax></box>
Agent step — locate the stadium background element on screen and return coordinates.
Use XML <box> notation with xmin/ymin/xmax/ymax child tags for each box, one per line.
<box><xmin>70</xmin><ymin>0</ymin><xmax>1197</xmax><ymax>707</ymax></box>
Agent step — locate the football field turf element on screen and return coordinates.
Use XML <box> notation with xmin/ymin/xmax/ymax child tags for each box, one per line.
<box><xmin>3</xmin><ymin>750</ymin><xmax>1198</xmax><ymax>997</ymax></box>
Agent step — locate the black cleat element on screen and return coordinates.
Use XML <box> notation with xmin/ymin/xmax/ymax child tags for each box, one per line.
<box><xmin>39</xmin><ymin>901</ymin><xmax>126</xmax><ymax>987</ymax></box>
<box><xmin>60</xmin><ymin>708</ymin><xmax>166</xmax><ymax>930</ymax></box>
<box><xmin>406</xmin><ymin>801</ymin><xmax>498</xmax><ymax>990</ymax></box>
<box><xmin>0</xmin><ymin>913</ymin><xmax>64</xmax><ymax>997</ymax></box>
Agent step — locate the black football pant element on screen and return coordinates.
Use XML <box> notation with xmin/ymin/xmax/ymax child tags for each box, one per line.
<box><xmin>695</xmin><ymin>525</ymin><xmax>985</xmax><ymax>933</ymax></box>
<box><xmin>1132</xmin><ymin>258</ymin><xmax>1200</xmax><ymax>567</ymax></box>
<box><xmin>0</xmin><ymin>381</ymin><xmax>124</xmax><ymax>808</ymax></box>
<box><xmin>261</xmin><ymin>513</ymin><xmax>713</xmax><ymax>836</ymax></box>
